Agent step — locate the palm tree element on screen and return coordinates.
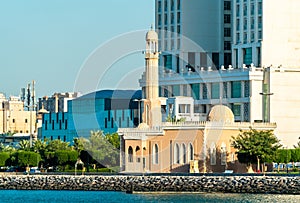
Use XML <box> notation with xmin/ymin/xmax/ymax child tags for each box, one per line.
<box><xmin>18</xmin><ymin>140</ymin><xmax>30</xmax><ymax>151</ymax></box>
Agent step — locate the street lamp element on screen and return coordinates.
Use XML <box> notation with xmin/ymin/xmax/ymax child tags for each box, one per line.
<box><xmin>259</xmin><ymin>92</ymin><xmax>274</xmax><ymax>122</ymax></box>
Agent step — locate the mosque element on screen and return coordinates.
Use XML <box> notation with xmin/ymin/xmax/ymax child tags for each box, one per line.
<box><xmin>118</xmin><ymin>29</ymin><xmax>276</xmax><ymax>173</ymax></box>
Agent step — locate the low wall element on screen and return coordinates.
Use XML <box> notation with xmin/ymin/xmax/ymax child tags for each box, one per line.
<box><xmin>0</xmin><ymin>175</ymin><xmax>299</xmax><ymax>194</ymax></box>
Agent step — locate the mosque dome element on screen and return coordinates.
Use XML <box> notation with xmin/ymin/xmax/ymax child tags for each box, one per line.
<box><xmin>137</xmin><ymin>123</ymin><xmax>150</xmax><ymax>129</ymax></box>
<box><xmin>208</xmin><ymin>105</ymin><xmax>234</xmax><ymax>123</ymax></box>
<box><xmin>146</xmin><ymin>29</ymin><xmax>158</xmax><ymax>41</ymax></box>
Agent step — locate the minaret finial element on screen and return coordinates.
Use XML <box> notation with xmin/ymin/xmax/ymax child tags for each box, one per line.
<box><xmin>150</xmin><ymin>24</ymin><xmax>154</xmax><ymax>30</ymax></box>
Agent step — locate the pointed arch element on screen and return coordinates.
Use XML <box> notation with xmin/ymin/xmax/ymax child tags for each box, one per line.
<box><xmin>152</xmin><ymin>144</ymin><xmax>159</xmax><ymax>164</ymax></box>
<box><xmin>174</xmin><ymin>143</ymin><xmax>180</xmax><ymax>164</ymax></box>
<box><xmin>182</xmin><ymin>143</ymin><xmax>186</xmax><ymax>164</ymax></box>
<box><xmin>128</xmin><ymin>146</ymin><xmax>133</xmax><ymax>163</ymax></box>
<box><xmin>221</xmin><ymin>142</ymin><xmax>227</xmax><ymax>166</ymax></box>
<box><xmin>189</xmin><ymin>143</ymin><xmax>194</xmax><ymax>161</ymax></box>
<box><xmin>210</xmin><ymin>143</ymin><xmax>216</xmax><ymax>165</ymax></box>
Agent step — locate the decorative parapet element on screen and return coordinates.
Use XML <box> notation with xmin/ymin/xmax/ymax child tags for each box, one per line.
<box><xmin>118</xmin><ymin>121</ymin><xmax>276</xmax><ymax>139</ymax></box>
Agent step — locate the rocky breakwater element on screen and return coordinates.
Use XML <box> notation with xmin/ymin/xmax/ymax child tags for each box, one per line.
<box><xmin>0</xmin><ymin>175</ymin><xmax>299</xmax><ymax>194</ymax></box>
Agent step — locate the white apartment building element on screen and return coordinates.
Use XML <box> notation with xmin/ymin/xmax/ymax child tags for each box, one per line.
<box><xmin>232</xmin><ymin>0</ymin><xmax>300</xmax><ymax>68</ymax></box>
<box><xmin>156</xmin><ymin>0</ymin><xmax>232</xmax><ymax>72</ymax></box>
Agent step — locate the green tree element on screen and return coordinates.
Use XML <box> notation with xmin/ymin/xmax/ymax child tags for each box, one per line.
<box><xmin>231</xmin><ymin>128</ymin><xmax>281</xmax><ymax>173</ymax></box>
<box><xmin>274</xmin><ymin>149</ymin><xmax>291</xmax><ymax>163</ymax></box>
<box><xmin>291</xmin><ymin>148</ymin><xmax>300</xmax><ymax>162</ymax></box>
<box><xmin>0</xmin><ymin>152</ymin><xmax>10</xmax><ymax>166</ymax></box>
<box><xmin>46</xmin><ymin>140</ymin><xmax>71</xmax><ymax>152</ymax></box>
<box><xmin>17</xmin><ymin>151</ymin><xmax>41</xmax><ymax>167</ymax></box>
<box><xmin>54</xmin><ymin>150</ymin><xmax>79</xmax><ymax>171</ymax></box>
<box><xmin>105</xmin><ymin>133</ymin><xmax>120</xmax><ymax>150</ymax></box>
<box><xmin>82</xmin><ymin>131</ymin><xmax>119</xmax><ymax>170</ymax></box>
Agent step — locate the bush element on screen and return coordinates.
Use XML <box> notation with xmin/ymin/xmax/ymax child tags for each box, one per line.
<box><xmin>0</xmin><ymin>152</ymin><xmax>10</xmax><ymax>166</ymax></box>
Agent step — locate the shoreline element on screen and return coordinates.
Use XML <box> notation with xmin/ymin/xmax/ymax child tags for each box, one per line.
<box><xmin>0</xmin><ymin>175</ymin><xmax>299</xmax><ymax>194</ymax></box>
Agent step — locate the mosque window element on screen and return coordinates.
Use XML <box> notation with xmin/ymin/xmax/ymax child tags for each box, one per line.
<box><xmin>210</xmin><ymin>143</ymin><xmax>216</xmax><ymax>165</ymax></box>
<box><xmin>174</xmin><ymin>143</ymin><xmax>180</xmax><ymax>164</ymax></box>
<box><xmin>153</xmin><ymin>144</ymin><xmax>159</xmax><ymax>164</ymax></box>
<box><xmin>189</xmin><ymin>143</ymin><xmax>194</xmax><ymax>161</ymax></box>
<box><xmin>128</xmin><ymin>146</ymin><xmax>133</xmax><ymax>163</ymax></box>
<box><xmin>182</xmin><ymin>144</ymin><xmax>186</xmax><ymax>164</ymax></box>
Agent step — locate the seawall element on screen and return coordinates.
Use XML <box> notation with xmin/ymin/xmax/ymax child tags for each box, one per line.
<box><xmin>0</xmin><ymin>175</ymin><xmax>299</xmax><ymax>194</ymax></box>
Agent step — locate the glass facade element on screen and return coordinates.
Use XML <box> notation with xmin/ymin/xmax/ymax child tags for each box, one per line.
<box><xmin>211</xmin><ymin>83</ymin><xmax>220</xmax><ymax>99</ymax></box>
<box><xmin>231</xmin><ymin>81</ymin><xmax>241</xmax><ymax>98</ymax></box>
<box><xmin>191</xmin><ymin>84</ymin><xmax>200</xmax><ymax>100</ymax></box>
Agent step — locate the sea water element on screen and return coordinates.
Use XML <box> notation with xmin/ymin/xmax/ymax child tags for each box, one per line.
<box><xmin>0</xmin><ymin>190</ymin><xmax>299</xmax><ymax>203</ymax></box>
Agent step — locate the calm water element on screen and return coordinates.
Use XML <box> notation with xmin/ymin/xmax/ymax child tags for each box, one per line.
<box><xmin>0</xmin><ymin>190</ymin><xmax>299</xmax><ymax>203</ymax></box>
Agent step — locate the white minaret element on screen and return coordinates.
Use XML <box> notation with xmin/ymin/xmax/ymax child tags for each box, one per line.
<box><xmin>142</xmin><ymin>27</ymin><xmax>161</xmax><ymax>127</ymax></box>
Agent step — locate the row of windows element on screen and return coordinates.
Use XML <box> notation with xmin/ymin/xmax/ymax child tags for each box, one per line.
<box><xmin>44</xmin><ymin>120</ymin><xmax>68</xmax><ymax>130</ymax></box>
<box><xmin>158</xmin><ymin>0</ymin><xmax>181</xmax><ymax>13</ymax></box>
<box><xmin>46</xmin><ymin>135</ymin><xmax>67</xmax><ymax>142</ymax></box>
<box><xmin>236</xmin><ymin>2</ymin><xmax>262</xmax><ymax>17</ymax></box>
<box><xmin>236</xmin><ymin>16</ymin><xmax>262</xmax><ymax>31</ymax></box>
<box><xmin>158</xmin><ymin>12</ymin><xmax>181</xmax><ymax>26</ymax></box>
<box><xmin>160</xmin><ymin>81</ymin><xmax>250</xmax><ymax>100</ymax></box>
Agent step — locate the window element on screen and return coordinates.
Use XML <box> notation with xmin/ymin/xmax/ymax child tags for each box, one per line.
<box><xmin>231</xmin><ymin>81</ymin><xmax>242</xmax><ymax>98</ymax></box>
<box><xmin>200</xmin><ymin>52</ymin><xmax>207</xmax><ymax>67</ymax></box>
<box><xmin>177</xmin><ymin>12</ymin><xmax>180</xmax><ymax>23</ymax></box>
<box><xmin>177</xmin><ymin>0</ymin><xmax>181</xmax><ymax>10</ymax></box>
<box><xmin>177</xmin><ymin>25</ymin><xmax>181</xmax><ymax>34</ymax></box>
<box><xmin>158</xmin><ymin>1</ymin><xmax>162</xmax><ymax>12</ymax></box>
<box><xmin>223</xmin><ymin>82</ymin><xmax>228</xmax><ymax>98</ymax></box>
<box><xmin>164</xmin><ymin>13</ymin><xmax>168</xmax><ymax>25</ymax></box>
<box><xmin>224</xmin><ymin>1</ymin><xmax>231</xmax><ymax>10</ymax></box>
<box><xmin>25</xmin><ymin>119</ymin><xmax>28</xmax><ymax>123</ymax></box>
<box><xmin>233</xmin><ymin>104</ymin><xmax>241</xmax><ymax>116</ymax></box>
<box><xmin>191</xmin><ymin>84</ymin><xmax>200</xmax><ymax>100</ymax></box>
<box><xmin>211</xmin><ymin>83</ymin><xmax>220</xmax><ymax>99</ymax></box>
<box><xmin>224</xmin><ymin>53</ymin><xmax>232</xmax><ymax>67</ymax></box>
<box><xmin>63</xmin><ymin>136</ymin><xmax>66</xmax><ymax>142</ymax></box>
<box><xmin>182</xmin><ymin>144</ymin><xmax>186</xmax><ymax>164</ymax></box>
<box><xmin>174</xmin><ymin>143</ymin><xmax>180</xmax><ymax>164</ymax></box>
<box><xmin>12</xmin><ymin>119</ymin><xmax>15</xmax><ymax>123</ymax></box>
<box><xmin>236</xmin><ymin>19</ymin><xmax>240</xmax><ymax>31</ymax></box>
<box><xmin>58</xmin><ymin>136</ymin><xmax>60</xmax><ymax>140</ymax></box>
<box><xmin>243</xmin><ymin>48</ymin><xmax>252</xmax><ymax>66</ymax></box>
<box><xmin>153</xmin><ymin>144</ymin><xmax>159</xmax><ymax>164</ymax></box>
<box><xmin>224</xmin><ymin>28</ymin><xmax>231</xmax><ymax>37</ymax></box>
<box><xmin>224</xmin><ymin>14</ymin><xmax>231</xmax><ymax>24</ymax></box>
<box><xmin>210</xmin><ymin>143</ymin><xmax>216</xmax><ymax>165</ymax></box>
<box><xmin>224</xmin><ymin>41</ymin><xmax>231</xmax><ymax>50</ymax></box>
<box><xmin>244</xmin><ymin>81</ymin><xmax>250</xmax><ymax>97</ymax></box>
<box><xmin>171</xmin><ymin>13</ymin><xmax>175</xmax><ymax>24</ymax></box>
<box><xmin>202</xmin><ymin>84</ymin><xmax>208</xmax><ymax>99</ymax></box>
<box><xmin>164</xmin><ymin>0</ymin><xmax>168</xmax><ymax>12</ymax></box>
<box><xmin>65</xmin><ymin>120</ymin><xmax>68</xmax><ymax>129</ymax></box>
<box><xmin>158</xmin><ymin>14</ymin><xmax>162</xmax><ymax>26</ymax></box>
<box><xmin>236</xmin><ymin>4</ymin><xmax>240</xmax><ymax>17</ymax></box>
<box><xmin>128</xmin><ymin>146</ymin><xmax>133</xmax><ymax>163</ymax></box>
<box><xmin>243</xmin><ymin>18</ymin><xmax>247</xmax><ymax>30</ymax></box>
<box><xmin>221</xmin><ymin>144</ymin><xmax>227</xmax><ymax>166</ymax></box>
<box><xmin>50</xmin><ymin>136</ymin><xmax>53</xmax><ymax>141</ymax></box>
<box><xmin>172</xmin><ymin>85</ymin><xmax>180</xmax><ymax>96</ymax></box>
<box><xmin>212</xmin><ymin>53</ymin><xmax>219</xmax><ymax>69</ymax></box>
<box><xmin>164</xmin><ymin>55</ymin><xmax>172</xmax><ymax>70</ymax></box>
<box><xmin>243</xmin><ymin>3</ymin><xmax>247</xmax><ymax>16</ymax></box>
<box><xmin>171</xmin><ymin>0</ymin><xmax>174</xmax><ymax>11</ymax></box>
<box><xmin>189</xmin><ymin>143</ymin><xmax>194</xmax><ymax>161</ymax></box>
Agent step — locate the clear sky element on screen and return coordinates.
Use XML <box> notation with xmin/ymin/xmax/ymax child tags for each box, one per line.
<box><xmin>0</xmin><ymin>0</ymin><xmax>154</xmax><ymax>97</ymax></box>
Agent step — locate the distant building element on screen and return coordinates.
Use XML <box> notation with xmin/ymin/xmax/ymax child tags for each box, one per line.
<box><xmin>39</xmin><ymin>90</ymin><xmax>142</xmax><ymax>143</ymax></box>
<box><xmin>232</xmin><ymin>0</ymin><xmax>300</xmax><ymax>69</ymax></box>
<box><xmin>38</xmin><ymin>92</ymin><xmax>81</xmax><ymax>113</ymax></box>
<box><xmin>0</xmin><ymin>94</ymin><xmax>36</xmax><ymax>136</ymax></box>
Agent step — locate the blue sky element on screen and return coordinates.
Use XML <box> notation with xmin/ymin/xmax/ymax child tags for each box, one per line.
<box><xmin>0</xmin><ymin>0</ymin><xmax>154</xmax><ymax>97</ymax></box>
